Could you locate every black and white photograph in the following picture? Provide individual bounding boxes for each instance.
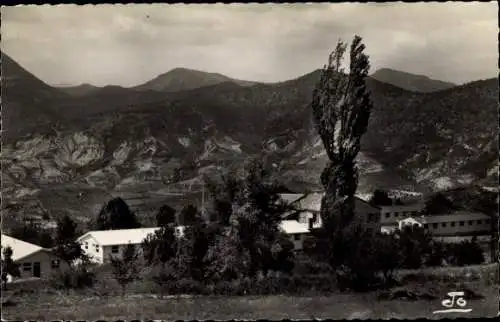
[1,2,498,320]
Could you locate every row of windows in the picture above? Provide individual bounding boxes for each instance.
[385,210,423,219]
[83,243,138,254]
[21,260,60,271]
[424,219,490,229]
[84,241,100,252]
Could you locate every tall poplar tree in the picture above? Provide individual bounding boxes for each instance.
[311,35,373,265]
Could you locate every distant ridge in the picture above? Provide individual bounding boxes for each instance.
[371,68,457,93]
[132,67,258,92]
[58,83,101,96]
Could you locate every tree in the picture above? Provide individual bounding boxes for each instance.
[450,238,485,266]
[395,225,434,269]
[9,221,54,248]
[269,233,295,274]
[175,220,213,281]
[142,226,178,266]
[425,193,456,215]
[53,215,85,267]
[369,189,393,206]
[373,233,402,283]
[205,158,293,280]
[148,260,178,299]
[178,204,200,226]
[1,246,20,290]
[110,244,141,296]
[95,197,141,230]
[156,205,176,227]
[310,35,373,267]
[204,170,241,226]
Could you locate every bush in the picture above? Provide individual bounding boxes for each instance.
[449,239,485,266]
[170,278,206,295]
[49,267,96,290]
[92,276,118,297]
[210,280,234,296]
[293,258,334,276]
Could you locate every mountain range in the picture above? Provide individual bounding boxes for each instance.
[1,51,497,225]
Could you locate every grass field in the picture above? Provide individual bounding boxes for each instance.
[2,286,497,320]
[2,264,498,320]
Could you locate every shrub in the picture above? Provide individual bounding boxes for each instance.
[170,278,206,295]
[49,267,96,290]
[210,280,234,296]
[293,258,334,276]
[449,239,485,266]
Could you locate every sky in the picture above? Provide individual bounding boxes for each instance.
[2,3,497,87]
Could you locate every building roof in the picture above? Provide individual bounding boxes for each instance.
[279,220,310,235]
[77,226,188,246]
[284,192,381,213]
[279,193,307,205]
[379,203,426,212]
[1,234,47,261]
[77,227,161,246]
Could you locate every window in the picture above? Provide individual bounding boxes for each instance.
[84,242,88,250]
[442,222,447,228]
[459,221,465,226]
[477,220,482,225]
[451,222,456,227]
[294,234,301,241]
[111,245,119,254]
[385,213,390,218]
[394,212,399,217]
[485,219,490,225]
[22,263,32,271]
[432,223,438,229]
[95,244,100,252]
[424,224,429,229]
[51,260,60,269]
[468,220,473,226]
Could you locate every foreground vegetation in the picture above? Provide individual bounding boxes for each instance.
[3,263,498,320]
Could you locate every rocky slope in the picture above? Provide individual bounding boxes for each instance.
[2,53,497,225]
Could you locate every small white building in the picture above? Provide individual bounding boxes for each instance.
[77,226,185,264]
[398,216,425,230]
[279,220,311,251]
[1,234,67,282]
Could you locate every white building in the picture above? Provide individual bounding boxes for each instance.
[1,234,68,282]
[77,226,185,264]
[279,220,311,251]
[421,211,492,237]
[387,211,492,238]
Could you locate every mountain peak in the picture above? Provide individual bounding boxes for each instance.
[371,68,456,93]
[133,67,256,92]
